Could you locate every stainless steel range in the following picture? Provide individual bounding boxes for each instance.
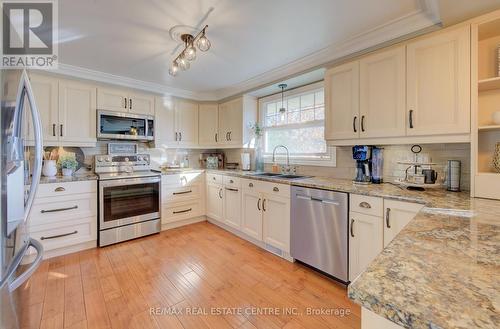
[95,143,160,246]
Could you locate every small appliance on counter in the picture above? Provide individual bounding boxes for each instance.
[394,145,442,191]
[371,147,384,184]
[352,145,372,184]
[446,160,461,192]
[200,152,224,169]
[241,153,251,171]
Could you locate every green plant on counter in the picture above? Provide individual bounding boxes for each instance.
[57,153,78,170]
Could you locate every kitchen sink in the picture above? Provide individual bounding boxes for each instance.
[251,172,282,177]
[251,173,310,180]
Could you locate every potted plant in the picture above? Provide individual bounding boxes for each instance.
[57,153,78,176]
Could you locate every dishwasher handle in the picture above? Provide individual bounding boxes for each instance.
[295,194,340,206]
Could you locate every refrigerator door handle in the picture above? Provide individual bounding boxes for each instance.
[14,70,43,221]
[8,238,44,292]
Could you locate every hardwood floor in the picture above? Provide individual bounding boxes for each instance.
[16,221,361,329]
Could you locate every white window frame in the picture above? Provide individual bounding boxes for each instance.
[259,81,336,167]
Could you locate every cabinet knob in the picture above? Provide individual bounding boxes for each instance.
[229,179,234,183]
[249,183,253,187]
[273,187,279,192]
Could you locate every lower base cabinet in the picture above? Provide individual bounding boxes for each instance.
[224,185,242,229]
[349,212,383,281]
[241,185,263,240]
[383,200,424,247]
[262,194,290,252]
[206,181,223,221]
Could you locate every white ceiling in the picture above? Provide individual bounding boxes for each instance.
[56,0,500,100]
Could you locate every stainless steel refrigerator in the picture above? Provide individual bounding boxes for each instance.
[0,70,44,329]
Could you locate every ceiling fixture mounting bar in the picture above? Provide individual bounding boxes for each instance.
[169,25,211,76]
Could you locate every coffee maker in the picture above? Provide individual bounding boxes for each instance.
[352,145,372,184]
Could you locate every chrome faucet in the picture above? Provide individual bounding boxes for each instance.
[272,145,290,173]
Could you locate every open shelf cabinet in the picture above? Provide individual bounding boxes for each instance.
[472,12,500,200]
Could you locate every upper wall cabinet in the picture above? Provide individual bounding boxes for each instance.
[28,74,97,147]
[198,103,219,147]
[406,26,471,136]
[219,96,258,147]
[324,62,360,140]
[155,96,199,148]
[325,25,471,145]
[359,46,406,138]
[97,87,154,115]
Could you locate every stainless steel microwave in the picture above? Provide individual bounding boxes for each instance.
[97,110,154,141]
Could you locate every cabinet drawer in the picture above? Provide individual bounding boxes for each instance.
[36,181,97,198]
[206,173,223,185]
[162,200,203,224]
[162,172,204,187]
[162,184,201,204]
[350,194,383,217]
[30,220,96,252]
[259,181,290,198]
[223,175,241,188]
[30,193,97,227]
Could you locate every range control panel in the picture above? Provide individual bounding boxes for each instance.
[94,154,150,172]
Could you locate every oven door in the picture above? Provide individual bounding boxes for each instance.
[97,111,153,141]
[99,176,160,230]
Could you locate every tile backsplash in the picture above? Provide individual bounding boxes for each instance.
[61,142,470,190]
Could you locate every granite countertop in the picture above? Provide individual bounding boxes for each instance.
[203,170,499,328]
[39,172,98,184]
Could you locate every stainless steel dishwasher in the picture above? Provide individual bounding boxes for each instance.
[291,186,348,283]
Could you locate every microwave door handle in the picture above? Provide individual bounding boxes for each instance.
[18,70,43,221]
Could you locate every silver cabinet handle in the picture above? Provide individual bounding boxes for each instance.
[173,190,192,195]
[54,186,65,192]
[353,116,357,133]
[179,132,182,141]
[228,132,232,141]
[361,115,365,132]
[173,208,192,214]
[257,198,261,211]
[41,205,78,213]
[273,187,279,192]
[175,132,178,141]
[409,109,414,129]
[41,230,78,240]
[386,208,391,228]
[9,238,43,292]
[225,187,238,192]
[215,133,218,143]
[129,98,132,110]
[218,188,223,199]
[350,219,355,237]
[262,199,267,212]
[60,124,63,137]
[359,201,371,209]
[52,123,56,136]
[124,98,127,109]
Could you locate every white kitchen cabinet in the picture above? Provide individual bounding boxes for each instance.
[359,46,406,138]
[28,181,97,259]
[218,96,257,147]
[224,185,241,229]
[198,103,219,146]
[154,96,198,148]
[206,181,224,222]
[262,193,290,252]
[325,61,360,140]
[175,99,199,147]
[29,74,96,147]
[128,91,154,115]
[383,200,423,247]
[97,87,154,115]
[406,25,470,136]
[58,79,97,145]
[29,74,59,144]
[96,86,128,111]
[241,183,263,240]
[349,212,383,281]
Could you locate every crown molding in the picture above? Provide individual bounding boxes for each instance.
[213,0,442,100]
[54,63,219,100]
[54,0,441,102]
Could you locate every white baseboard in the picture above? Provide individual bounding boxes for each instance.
[161,216,207,231]
[206,217,294,262]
